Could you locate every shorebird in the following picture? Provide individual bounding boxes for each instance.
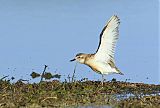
[70,15,123,85]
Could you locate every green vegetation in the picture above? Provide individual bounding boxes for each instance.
[0,66,160,107]
[0,77,160,108]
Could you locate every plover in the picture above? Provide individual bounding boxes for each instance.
[70,15,123,85]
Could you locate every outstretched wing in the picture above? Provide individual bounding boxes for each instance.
[95,15,120,62]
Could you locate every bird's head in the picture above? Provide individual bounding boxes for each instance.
[70,53,86,64]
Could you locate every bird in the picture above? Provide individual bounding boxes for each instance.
[70,15,123,86]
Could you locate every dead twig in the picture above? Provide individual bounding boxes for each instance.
[41,97,57,102]
[40,65,48,82]
[71,62,77,82]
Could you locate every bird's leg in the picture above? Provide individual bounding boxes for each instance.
[101,74,104,86]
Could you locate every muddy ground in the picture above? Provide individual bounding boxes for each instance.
[0,78,160,108]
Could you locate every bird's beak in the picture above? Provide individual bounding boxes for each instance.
[70,58,76,62]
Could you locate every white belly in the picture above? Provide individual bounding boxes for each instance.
[86,60,118,75]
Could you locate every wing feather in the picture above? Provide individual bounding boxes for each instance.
[95,15,120,62]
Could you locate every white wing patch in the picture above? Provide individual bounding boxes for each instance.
[95,15,120,63]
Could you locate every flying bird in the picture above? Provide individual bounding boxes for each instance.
[70,15,123,85]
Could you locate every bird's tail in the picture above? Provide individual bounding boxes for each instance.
[115,67,124,75]
[118,71,124,75]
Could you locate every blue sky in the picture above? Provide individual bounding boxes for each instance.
[0,0,159,84]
